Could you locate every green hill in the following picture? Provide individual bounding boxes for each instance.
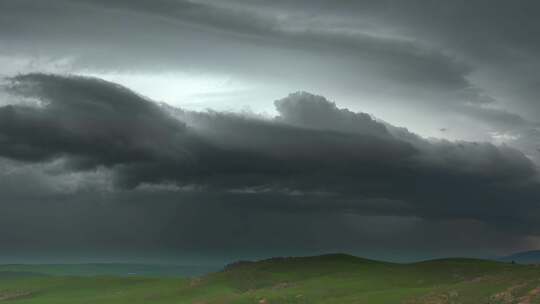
[1,254,539,303]
[0,263,217,278]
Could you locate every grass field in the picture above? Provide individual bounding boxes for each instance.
[1,254,540,303]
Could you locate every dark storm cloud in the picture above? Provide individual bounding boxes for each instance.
[274,92,389,136]
[224,0,540,55]
[0,73,192,166]
[1,73,417,189]
[1,0,540,260]
[220,0,540,115]
[0,0,471,93]
[2,0,538,149]
[1,73,540,238]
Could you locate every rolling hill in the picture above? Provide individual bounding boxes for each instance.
[0,263,217,278]
[0,254,539,303]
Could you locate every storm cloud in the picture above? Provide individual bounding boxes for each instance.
[1,73,539,260]
[2,0,540,261]
[2,0,539,150]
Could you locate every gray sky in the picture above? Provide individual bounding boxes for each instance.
[1,0,540,262]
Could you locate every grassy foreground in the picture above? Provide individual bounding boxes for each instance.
[1,254,540,303]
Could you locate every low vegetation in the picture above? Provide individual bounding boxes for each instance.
[1,254,539,303]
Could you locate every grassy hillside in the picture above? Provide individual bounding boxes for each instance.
[1,254,540,303]
[0,264,217,278]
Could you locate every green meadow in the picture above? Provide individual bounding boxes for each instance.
[1,254,539,304]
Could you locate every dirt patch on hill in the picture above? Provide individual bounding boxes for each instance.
[489,284,540,304]
[518,286,540,304]
[406,290,459,304]
[0,290,33,301]
[491,284,524,303]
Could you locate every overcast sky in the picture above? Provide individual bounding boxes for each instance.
[1,0,540,263]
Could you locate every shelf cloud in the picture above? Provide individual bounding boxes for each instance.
[1,73,539,260]
[2,0,540,261]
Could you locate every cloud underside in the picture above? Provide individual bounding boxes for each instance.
[2,0,540,257]
[1,73,539,244]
